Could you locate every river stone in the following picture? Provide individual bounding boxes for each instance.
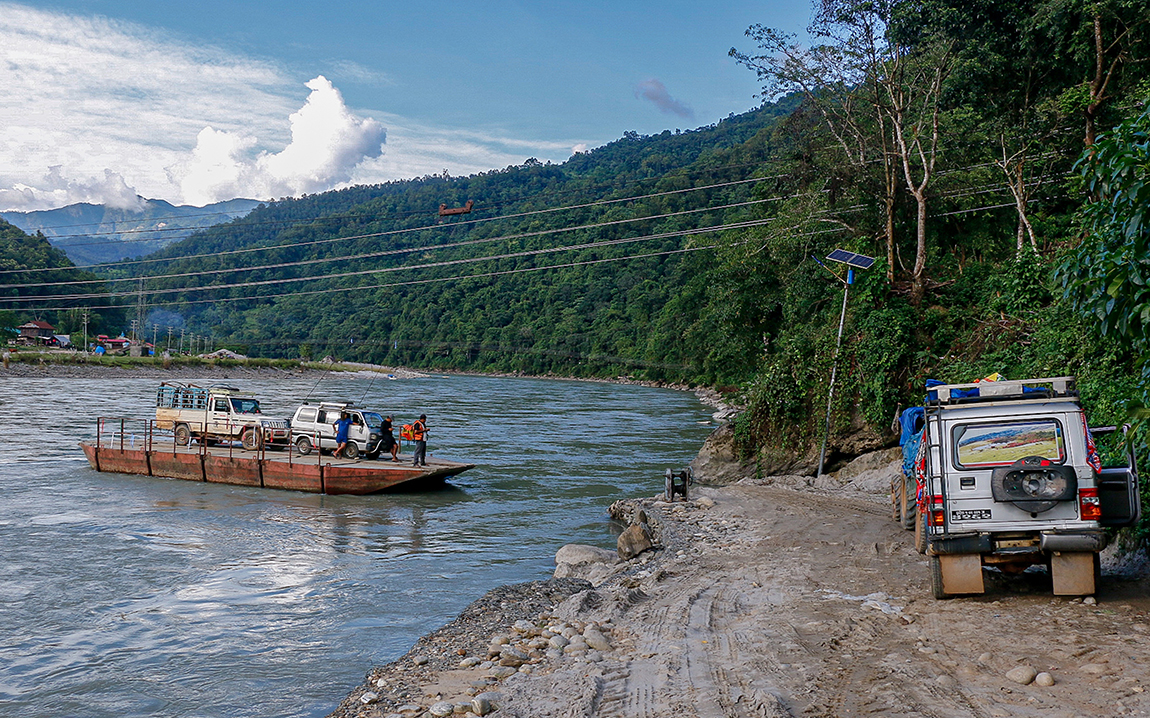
[490,666,517,679]
[549,634,570,649]
[696,496,715,508]
[583,628,612,652]
[453,702,472,714]
[459,656,482,668]
[1035,672,1056,686]
[360,692,380,705]
[412,655,430,666]
[617,523,654,560]
[429,701,455,717]
[471,696,494,715]
[1006,666,1038,685]
[512,619,534,634]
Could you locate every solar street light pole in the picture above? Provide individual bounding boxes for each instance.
[815,249,874,478]
[817,269,852,477]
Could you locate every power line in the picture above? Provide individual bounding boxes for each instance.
[0,190,803,290]
[4,174,1047,292]
[14,226,852,313]
[0,175,777,276]
[11,167,781,245]
[0,216,786,304]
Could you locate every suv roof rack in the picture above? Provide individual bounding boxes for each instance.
[927,376,1077,406]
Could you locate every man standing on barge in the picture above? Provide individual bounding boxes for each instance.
[412,414,427,467]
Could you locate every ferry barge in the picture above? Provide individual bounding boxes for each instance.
[80,417,475,495]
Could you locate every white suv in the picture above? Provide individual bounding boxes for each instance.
[290,402,391,460]
[907,376,1139,598]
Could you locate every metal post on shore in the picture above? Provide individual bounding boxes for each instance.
[814,250,874,477]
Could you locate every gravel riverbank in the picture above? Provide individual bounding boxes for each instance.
[327,449,1150,718]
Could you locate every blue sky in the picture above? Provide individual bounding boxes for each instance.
[0,1,811,210]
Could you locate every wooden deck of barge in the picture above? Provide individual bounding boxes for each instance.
[80,419,475,495]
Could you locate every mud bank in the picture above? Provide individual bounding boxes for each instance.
[329,445,1150,718]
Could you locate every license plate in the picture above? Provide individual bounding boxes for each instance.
[952,509,991,521]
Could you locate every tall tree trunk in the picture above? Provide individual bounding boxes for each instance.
[910,191,928,306]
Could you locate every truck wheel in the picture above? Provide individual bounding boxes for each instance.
[915,509,928,554]
[295,436,313,455]
[930,556,951,599]
[899,478,915,531]
[241,429,261,451]
[342,442,360,460]
[174,424,191,446]
[891,477,901,521]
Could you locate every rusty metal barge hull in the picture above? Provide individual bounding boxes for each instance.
[79,442,475,495]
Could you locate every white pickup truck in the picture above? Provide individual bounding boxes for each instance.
[154,382,291,450]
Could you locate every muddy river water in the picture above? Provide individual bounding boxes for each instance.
[0,373,714,717]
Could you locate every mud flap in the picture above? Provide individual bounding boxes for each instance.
[1050,552,1096,596]
[939,554,985,595]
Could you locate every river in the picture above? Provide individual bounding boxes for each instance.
[0,373,714,717]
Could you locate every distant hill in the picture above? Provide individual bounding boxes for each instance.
[1,198,261,266]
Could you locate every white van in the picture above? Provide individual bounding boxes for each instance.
[290,402,393,460]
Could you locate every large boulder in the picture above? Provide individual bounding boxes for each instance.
[553,544,618,585]
[691,423,753,485]
[831,447,903,494]
[617,523,654,560]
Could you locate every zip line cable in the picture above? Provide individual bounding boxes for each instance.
[9,158,783,243]
[18,226,852,313]
[0,187,1063,310]
[0,171,1051,291]
[5,172,778,254]
[0,190,809,290]
[0,174,778,277]
[0,215,790,304]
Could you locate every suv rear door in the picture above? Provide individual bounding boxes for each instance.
[1094,425,1141,528]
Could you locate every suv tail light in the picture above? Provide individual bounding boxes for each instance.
[929,495,944,526]
[1079,487,1101,521]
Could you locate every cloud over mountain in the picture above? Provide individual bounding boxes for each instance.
[0,2,586,212]
[634,79,695,120]
[173,77,386,205]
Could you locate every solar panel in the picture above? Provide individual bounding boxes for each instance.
[826,249,876,269]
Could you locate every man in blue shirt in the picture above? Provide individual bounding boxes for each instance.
[333,411,353,458]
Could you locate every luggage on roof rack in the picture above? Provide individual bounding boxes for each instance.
[925,376,1077,405]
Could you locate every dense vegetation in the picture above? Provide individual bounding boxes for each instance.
[6,0,1150,519]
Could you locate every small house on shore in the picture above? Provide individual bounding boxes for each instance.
[17,320,55,346]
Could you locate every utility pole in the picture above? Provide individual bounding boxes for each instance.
[167,326,173,353]
[152,324,158,352]
[130,319,138,342]
[81,310,89,354]
[179,327,185,355]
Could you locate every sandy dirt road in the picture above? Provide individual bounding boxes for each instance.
[492,481,1150,718]
[336,480,1150,718]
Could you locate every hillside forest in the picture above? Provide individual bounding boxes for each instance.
[2,0,1150,511]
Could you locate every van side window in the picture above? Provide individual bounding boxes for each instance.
[317,410,327,423]
[298,408,317,423]
[214,398,229,412]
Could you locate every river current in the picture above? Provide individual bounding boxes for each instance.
[0,373,714,717]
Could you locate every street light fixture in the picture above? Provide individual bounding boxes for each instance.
[815,248,875,477]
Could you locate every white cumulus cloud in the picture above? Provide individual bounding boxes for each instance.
[173,76,386,205]
[0,2,591,212]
